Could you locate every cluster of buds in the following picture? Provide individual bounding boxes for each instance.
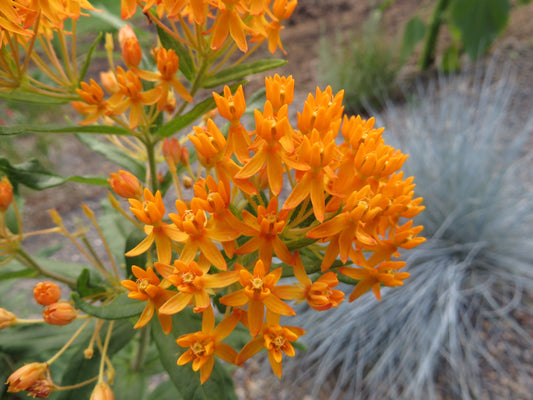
[113,75,425,381]
[33,281,77,326]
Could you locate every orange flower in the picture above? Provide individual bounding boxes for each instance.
[121,265,175,333]
[219,260,295,337]
[126,188,186,264]
[176,307,240,383]
[168,198,237,270]
[236,311,305,378]
[275,253,344,311]
[6,362,47,393]
[0,1,31,40]
[134,47,193,110]
[306,185,388,271]
[264,0,297,54]
[212,85,250,163]
[188,119,257,194]
[264,74,294,112]
[106,67,162,129]
[235,101,307,196]
[33,281,61,306]
[71,79,109,125]
[234,197,293,270]
[156,259,239,314]
[121,0,138,19]
[282,129,341,222]
[211,0,251,52]
[338,260,410,301]
[297,86,344,136]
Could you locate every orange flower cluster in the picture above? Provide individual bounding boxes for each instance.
[72,27,193,129]
[119,75,425,381]
[0,0,97,44]
[121,0,297,54]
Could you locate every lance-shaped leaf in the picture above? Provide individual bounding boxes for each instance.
[78,32,103,82]
[201,59,287,88]
[156,25,195,82]
[0,124,131,136]
[0,157,107,191]
[75,133,146,178]
[72,292,146,320]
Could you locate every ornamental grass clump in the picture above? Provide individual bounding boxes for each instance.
[0,1,426,399]
[281,61,533,399]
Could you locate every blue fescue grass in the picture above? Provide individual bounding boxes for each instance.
[281,60,533,399]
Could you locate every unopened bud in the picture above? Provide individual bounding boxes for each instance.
[122,37,142,67]
[104,33,114,53]
[182,176,194,189]
[0,308,16,330]
[180,147,189,167]
[100,70,119,94]
[33,282,62,306]
[118,24,135,48]
[162,138,181,166]
[90,382,115,400]
[0,176,13,212]
[84,347,94,359]
[43,302,77,326]
[108,170,143,199]
[48,209,63,226]
[6,362,47,393]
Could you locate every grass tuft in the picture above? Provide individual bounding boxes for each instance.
[281,60,533,399]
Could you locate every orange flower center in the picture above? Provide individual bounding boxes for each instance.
[250,277,264,290]
[182,272,195,285]
[191,342,205,356]
[136,279,150,292]
[273,335,286,348]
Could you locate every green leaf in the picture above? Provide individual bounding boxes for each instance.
[400,16,426,63]
[76,268,108,297]
[156,95,216,138]
[440,43,461,72]
[202,59,287,88]
[152,312,238,400]
[147,378,179,400]
[0,91,72,104]
[98,200,137,263]
[0,268,36,281]
[0,157,107,192]
[156,25,195,82]
[75,133,146,178]
[72,292,146,319]
[113,361,149,400]
[449,0,511,59]
[57,320,136,400]
[79,32,103,82]
[0,124,131,136]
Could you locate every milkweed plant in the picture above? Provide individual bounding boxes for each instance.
[280,61,533,399]
[0,1,425,399]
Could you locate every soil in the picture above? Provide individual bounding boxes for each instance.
[5,0,533,398]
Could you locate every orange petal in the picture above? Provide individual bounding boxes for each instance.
[159,293,192,315]
[200,356,215,384]
[219,290,249,307]
[263,295,295,316]
[134,301,155,329]
[213,311,240,341]
[125,232,155,257]
[248,298,264,337]
[236,337,264,365]
[214,343,238,364]
[268,351,283,378]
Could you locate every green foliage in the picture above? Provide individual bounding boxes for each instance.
[317,10,401,113]
[72,293,146,320]
[201,59,287,88]
[449,0,511,59]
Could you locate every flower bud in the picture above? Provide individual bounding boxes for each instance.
[180,147,190,167]
[33,281,62,306]
[6,362,47,393]
[0,308,16,330]
[42,302,77,326]
[90,382,115,400]
[162,138,181,166]
[122,37,142,67]
[100,70,119,94]
[182,176,194,189]
[108,170,143,199]
[0,176,13,212]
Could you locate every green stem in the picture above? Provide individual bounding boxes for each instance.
[16,248,77,287]
[419,0,451,70]
[131,325,150,372]
[144,136,159,193]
